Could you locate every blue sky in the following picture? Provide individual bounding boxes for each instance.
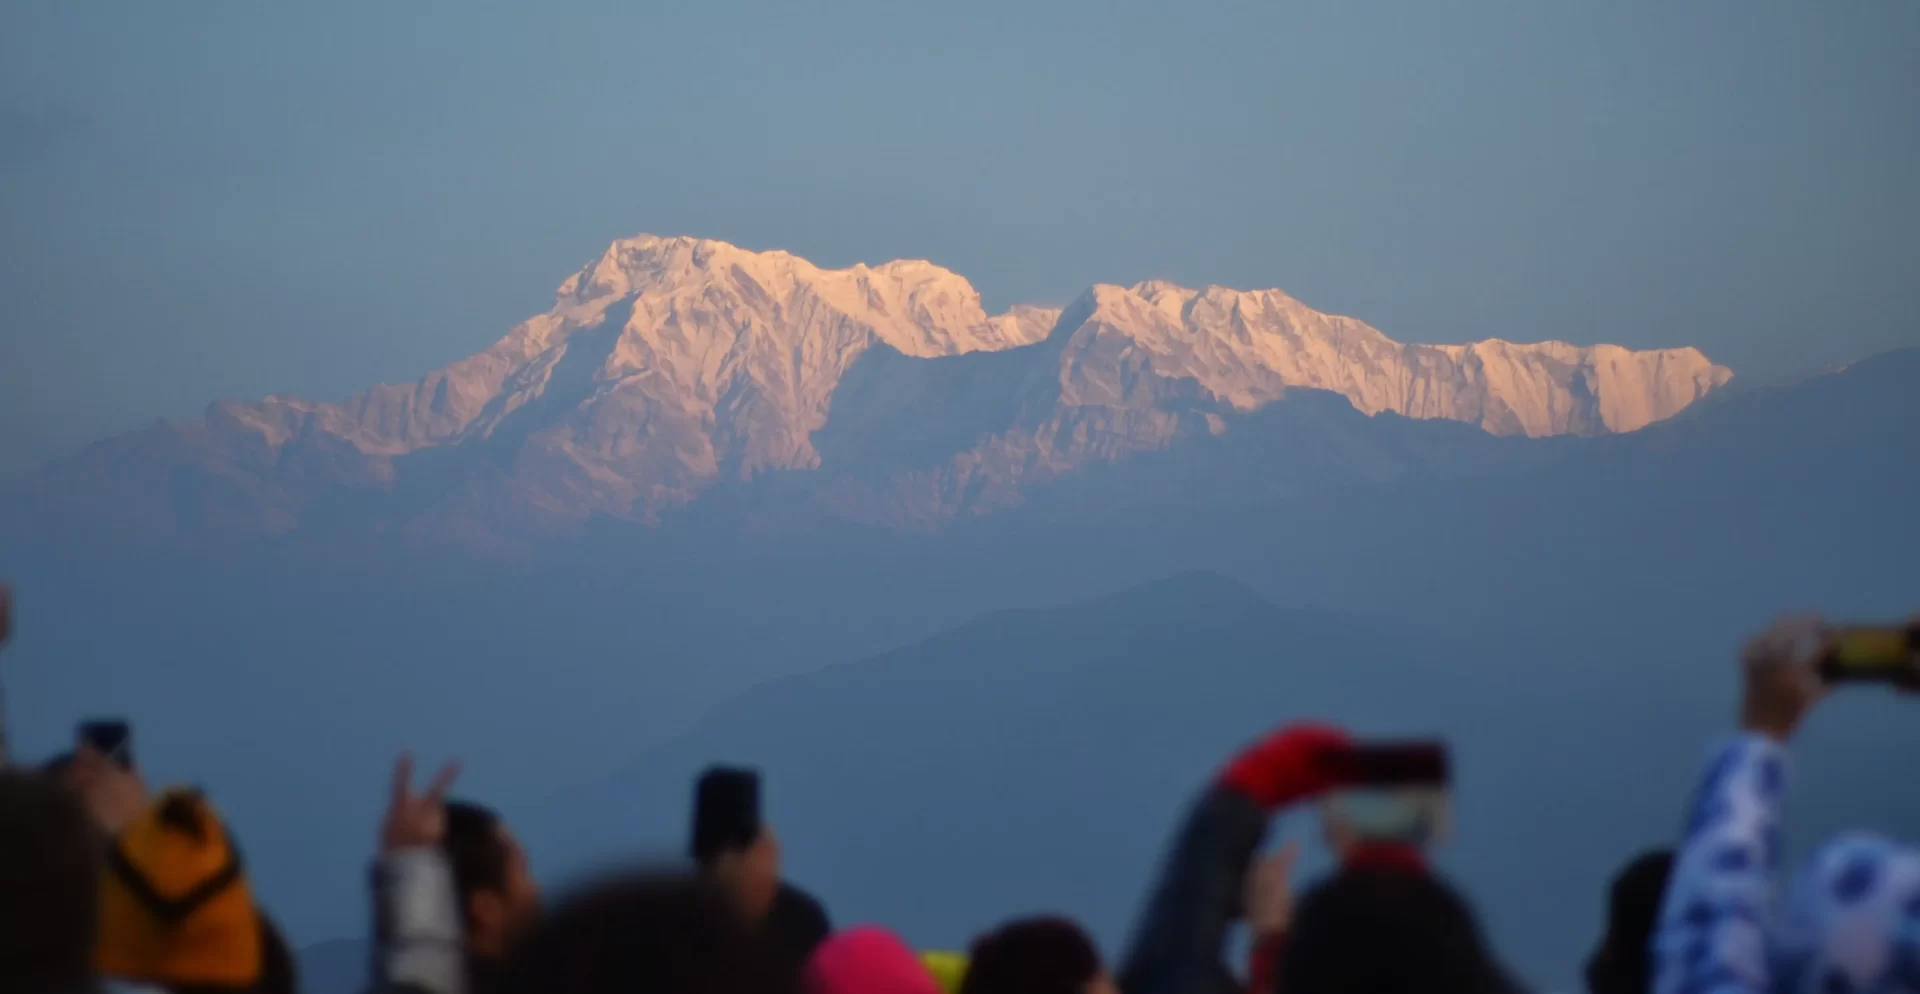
[2,0,1915,477]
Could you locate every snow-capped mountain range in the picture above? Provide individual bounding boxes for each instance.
[16,234,1732,540]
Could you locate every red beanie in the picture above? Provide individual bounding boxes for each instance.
[806,926,942,994]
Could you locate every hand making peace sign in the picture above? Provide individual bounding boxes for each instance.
[380,752,462,854]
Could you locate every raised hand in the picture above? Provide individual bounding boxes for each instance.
[1739,614,1830,741]
[70,744,149,838]
[1244,838,1300,937]
[380,753,460,854]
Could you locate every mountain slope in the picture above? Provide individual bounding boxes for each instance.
[882,348,1920,649]
[11,235,1728,543]
[812,276,1728,523]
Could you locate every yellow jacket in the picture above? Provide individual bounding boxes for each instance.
[96,788,263,989]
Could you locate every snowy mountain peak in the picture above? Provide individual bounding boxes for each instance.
[552,234,1043,363]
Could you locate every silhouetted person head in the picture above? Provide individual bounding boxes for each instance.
[960,916,1116,994]
[1281,868,1518,994]
[0,771,100,994]
[40,752,75,782]
[444,800,541,961]
[496,871,788,994]
[767,882,833,979]
[691,767,782,922]
[1584,849,1672,994]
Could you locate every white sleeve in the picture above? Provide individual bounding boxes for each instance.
[370,846,467,994]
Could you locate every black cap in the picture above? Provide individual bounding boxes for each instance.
[690,766,762,865]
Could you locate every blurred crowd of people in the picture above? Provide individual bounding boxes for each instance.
[2,582,1915,994]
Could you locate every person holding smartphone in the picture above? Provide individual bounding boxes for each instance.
[61,737,295,994]
[1119,723,1520,994]
[689,766,833,981]
[1651,615,1920,994]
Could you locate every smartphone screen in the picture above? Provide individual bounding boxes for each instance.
[79,719,133,769]
[1323,787,1450,845]
[1834,628,1915,666]
[1820,626,1918,686]
[1319,740,1451,846]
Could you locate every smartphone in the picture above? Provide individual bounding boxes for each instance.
[1821,624,1920,686]
[1321,741,1450,787]
[78,719,134,769]
[1319,740,1451,847]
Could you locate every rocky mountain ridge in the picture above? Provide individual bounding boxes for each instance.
[14,234,1732,539]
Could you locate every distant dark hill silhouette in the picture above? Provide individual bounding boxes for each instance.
[927,348,1920,639]
[295,939,361,994]
[523,570,1920,992]
[525,571,1468,937]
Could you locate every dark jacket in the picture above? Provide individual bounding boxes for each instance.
[1119,787,1270,994]
[462,955,500,994]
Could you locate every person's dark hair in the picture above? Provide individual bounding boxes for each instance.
[39,752,74,780]
[256,912,297,994]
[1585,850,1675,994]
[1281,868,1518,994]
[767,882,833,978]
[444,800,510,912]
[495,871,787,994]
[961,916,1102,994]
[0,771,101,993]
